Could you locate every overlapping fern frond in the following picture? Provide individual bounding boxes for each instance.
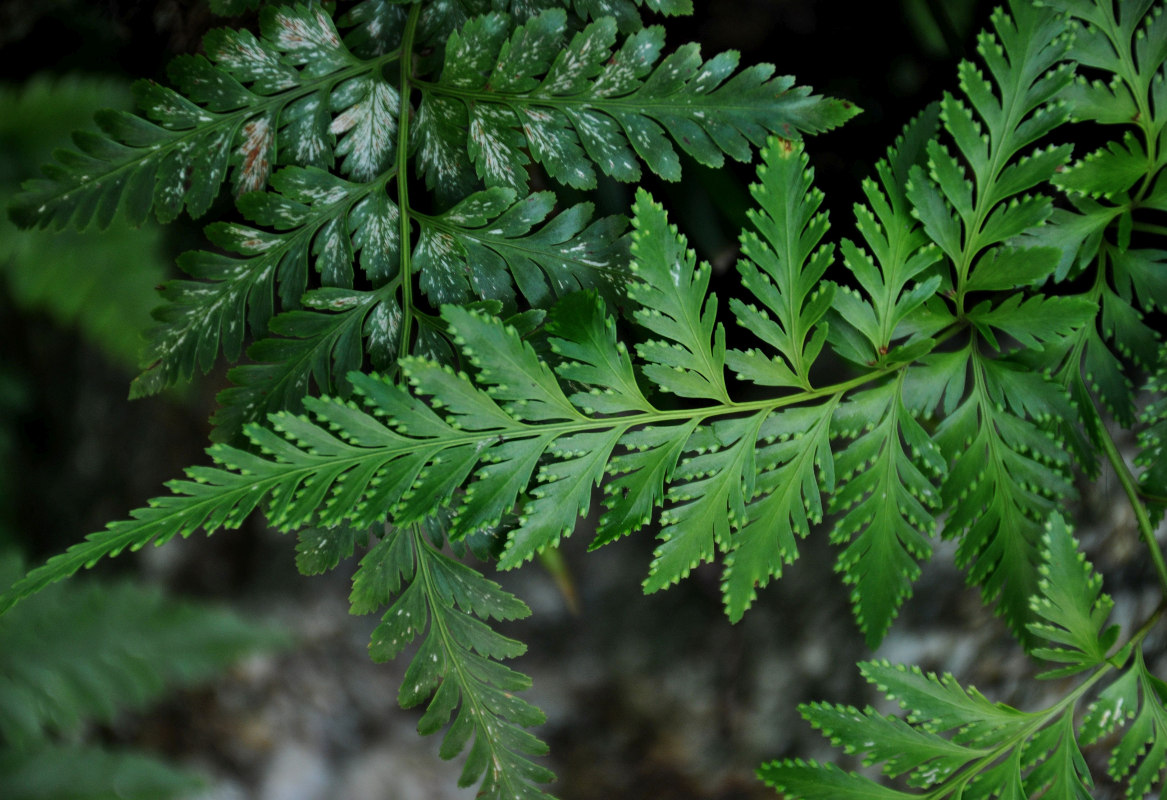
[6,0,1167,797]
[759,515,1167,800]
[10,2,855,428]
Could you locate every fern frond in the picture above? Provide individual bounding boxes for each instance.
[568,0,693,32]
[758,660,1095,799]
[350,525,554,800]
[725,138,837,390]
[1080,649,1167,799]
[829,374,944,648]
[760,479,1151,797]
[413,188,629,310]
[1034,0,1167,437]
[1137,355,1167,522]
[9,5,397,230]
[0,140,849,623]
[210,286,398,440]
[413,10,859,193]
[130,167,397,398]
[891,0,1093,639]
[1026,513,1120,677]
[935,347,1079,641]
[0,745,204,800]
[828,105,947,370]
[205,187,627,438]
[905,0,1072,306]
[0,552,282,749]
[627,190,730,403]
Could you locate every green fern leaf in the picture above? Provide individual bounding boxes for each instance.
[210,287,398,440]
[726,138,837,390]
[829,375,944,648]
[720,403,835,622]
[9,4,399,230]
[545,290,654,416]
[628,188,730,402]
[0,745,204,800]
[130,167,397,398]
[1026,513,1120,677]
[799,701,981,787]
[414,10,858,192]
[905,1,1072,308]
[569,0,694,32]
[760,660,1103,799]
[966,295,1097,352]
[354,525,553,799]
[413,188,630,309]
[0,552,282,748]
[829,105,947,368]
[207,185,627,437]
[758,758,914,799]
[1055,131,1154,199]
[1101,650,1167,799]
[1137,355,1167,520]
[935,347,1076,640]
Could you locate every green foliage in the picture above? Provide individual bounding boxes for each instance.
[0,746,204,800]
[757,515,1161,799]
[4,0,1167,797]
[0,76,167,369]
[0,551,286,798]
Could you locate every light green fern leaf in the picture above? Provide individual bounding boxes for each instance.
[1026,513,1120,677]
[351,525,554,800]
[725,139,837,390]
[758,660,1096,799]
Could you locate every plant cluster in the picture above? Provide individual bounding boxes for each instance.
[4,0,1167,797]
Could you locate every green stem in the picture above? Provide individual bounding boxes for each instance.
[395,3,422,363]
[1092,409,1167,595]
[1131,221,1167,238]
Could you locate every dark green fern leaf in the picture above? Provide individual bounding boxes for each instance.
[0,745,204,800]
[0,552,283,749]
[1137,355,1167,522]
[9,4,398,230]
[1079,649,1167,800]
[413,188,630,309]
[935,349,1079,642]
[413,9,858,193]
[130,167,397,398]
[210,286,398,440]
[829,375,943,649]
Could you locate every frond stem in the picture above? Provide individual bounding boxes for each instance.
[1090,404,1167,595]
[395,3,422,365]
[1131,221,1167,238]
